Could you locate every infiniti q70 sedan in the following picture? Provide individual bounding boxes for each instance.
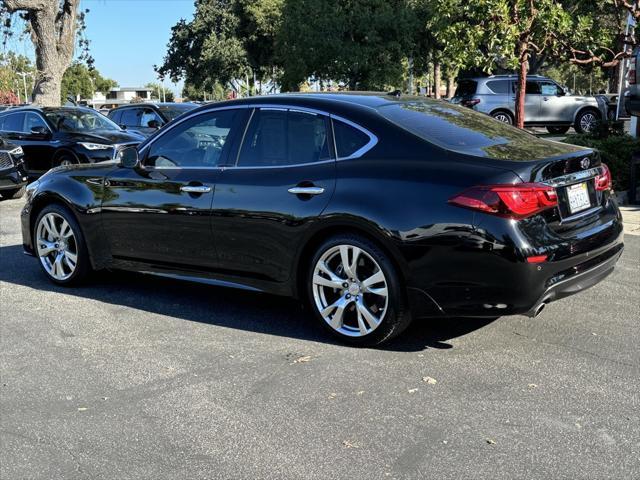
[21,93,624,346]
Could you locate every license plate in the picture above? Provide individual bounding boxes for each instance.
[566,182,591,214]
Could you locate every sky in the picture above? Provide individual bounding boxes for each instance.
[82,0,196,95]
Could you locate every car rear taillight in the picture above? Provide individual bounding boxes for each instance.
[595,163,612,191]
[449,183,558,219]
[628,57,637,85]
[461,98,481,107]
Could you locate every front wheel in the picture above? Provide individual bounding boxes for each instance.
[34,204,91,285]
[307,234,412,346]
[575,110,600,134]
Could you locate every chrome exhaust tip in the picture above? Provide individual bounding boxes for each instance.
[533,302,546,317]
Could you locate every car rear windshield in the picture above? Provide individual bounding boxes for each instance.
[378,101,583,160]
[158,104,198,121]
[454,80,477,97]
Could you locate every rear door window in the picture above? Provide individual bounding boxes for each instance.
[486,80,510,94]
[237,109,331,167]
[525,81,541,94]
[120,108,141,127]
[24,113,48,132]
[332,120,371,158]
[109,109,122,125]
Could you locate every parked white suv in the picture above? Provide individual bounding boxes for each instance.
[451,74,608,134]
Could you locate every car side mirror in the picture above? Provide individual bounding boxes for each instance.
[118,146,140,168]
[147,119,161,129]
[557,88,566,96]
[30,126,50,137]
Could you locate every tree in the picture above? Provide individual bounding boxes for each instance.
[145,82,174,102]
[61,62,117,103]
[156,0,282,95]
[1,0,83,106]
[0,52,36,102]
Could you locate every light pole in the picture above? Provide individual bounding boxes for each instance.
[17,72,32,104]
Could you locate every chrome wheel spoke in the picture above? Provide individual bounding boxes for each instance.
[59,219,72,238]
[322,296,348,330]
[64,251,77,268]
[43,214,58,238]
[367,285,388,298]
[313,274,343,290]
[356,300,380,330]
[52,253,64,278]
[362,270,384,289]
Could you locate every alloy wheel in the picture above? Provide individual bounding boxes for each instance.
[36,212,78,281]
[59,158,74,167]
[312,244,389,337]
[493,113,512,124]
[580,113,597,132]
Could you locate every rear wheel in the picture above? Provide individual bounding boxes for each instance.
[546,126,570,135]
[574,109,600,134]
[34,204,91,285]
[307,234,412,346]
[491,111,513,125]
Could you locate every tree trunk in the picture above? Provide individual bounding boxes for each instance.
[5,0,79,107]
[446,75,455,99]
[433,62,441,99]
[515,42,529,129]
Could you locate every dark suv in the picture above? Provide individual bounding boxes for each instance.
[0,106,144,176]
[0,139,28,199]
[108,102,198,137]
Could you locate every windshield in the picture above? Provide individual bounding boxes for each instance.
[379,100,584,160]
[45,109,121,133]
[158,104,198,121]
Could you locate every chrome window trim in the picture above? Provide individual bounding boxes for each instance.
[137,103,378,171]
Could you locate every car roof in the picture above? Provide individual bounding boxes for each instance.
[110,102,197,110]
[0,105,98,115]
[192,92,442,115]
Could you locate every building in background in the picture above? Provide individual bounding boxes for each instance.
[83,87,153,110]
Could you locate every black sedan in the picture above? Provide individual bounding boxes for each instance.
[0,106,144,176]
[20,94,624,345]
[107,102,198,136]
[0,139,28,199]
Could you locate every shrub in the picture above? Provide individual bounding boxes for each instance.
[564,129,640,192]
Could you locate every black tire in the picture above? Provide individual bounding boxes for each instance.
[574,109,600,134]
[33,203,91,286]
[546,126,570,135]
[1,186,25,200]
[491,110,514,125]
[53,152,79,168]
[306,234,412,346]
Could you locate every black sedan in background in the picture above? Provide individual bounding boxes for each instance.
[0,139,28,199]
[108,102,198,136]
[0,106,144,176]
[20,94,623,346]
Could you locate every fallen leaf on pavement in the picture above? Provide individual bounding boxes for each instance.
[422,376,437,384]
[328,393,337,400]
[528,383,538,389]
[342,440,359,448]
[292,355,312,364]
[486,438,496,445]
[77,407,88,412]
[408,388,418,393]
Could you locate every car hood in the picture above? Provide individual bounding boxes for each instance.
[62,129,145,145]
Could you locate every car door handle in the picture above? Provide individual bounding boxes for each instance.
[181,185,211,194]
[288,186,325,195]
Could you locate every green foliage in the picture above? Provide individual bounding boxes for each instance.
[0,52,35,101]
[565,131,639,191]
[61,62,117,103]
[541,63,609,95]
[182,82,227,101]
[277,0,415,90]
[156,0,282,92]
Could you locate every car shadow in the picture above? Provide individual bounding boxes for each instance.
[0,244,497,352]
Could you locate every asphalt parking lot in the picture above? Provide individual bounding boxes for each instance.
[1,196,639,480]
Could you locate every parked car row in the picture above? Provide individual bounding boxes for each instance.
[0,139,28,199]
[19,93,624,346]
[451,74,608,133]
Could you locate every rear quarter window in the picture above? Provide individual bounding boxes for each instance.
[332,120,371,158]
[486,80,511,94]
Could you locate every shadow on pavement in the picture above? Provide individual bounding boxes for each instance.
[0,243,497,352]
